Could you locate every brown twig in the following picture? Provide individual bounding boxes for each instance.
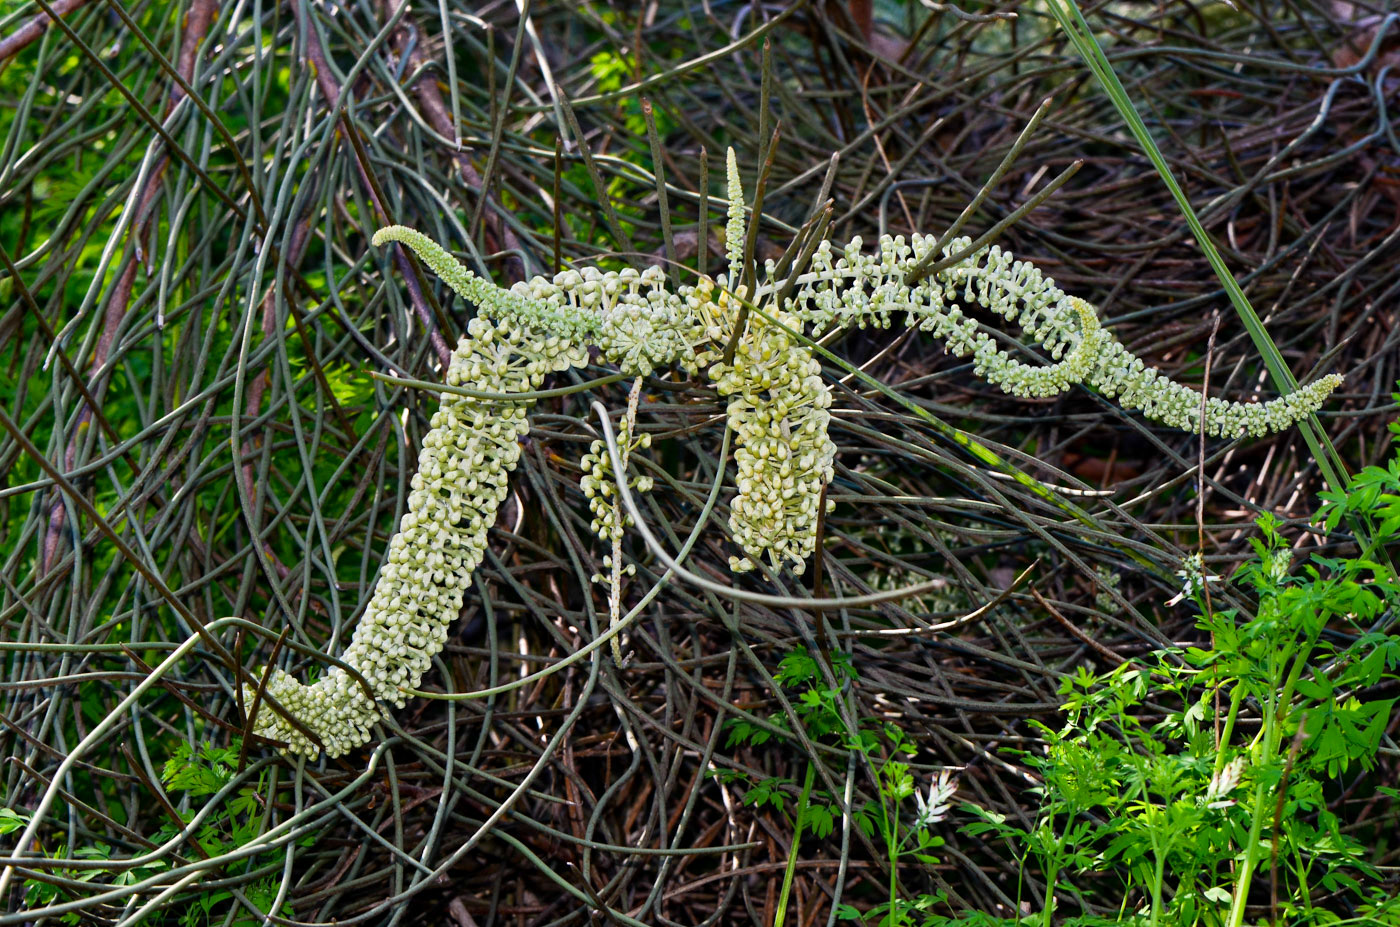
[0,0,90,63]
[1030,584,1127,666]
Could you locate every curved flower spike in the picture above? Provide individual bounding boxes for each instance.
[777,233,1342,437]
[246,316,586,757]
[725,147,747,278]
[248,210,1343,756]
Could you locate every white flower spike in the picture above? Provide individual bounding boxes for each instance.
[1167,551,1222,606]
[1205,756,1247,808]
[247,168,1343,757]
[913,769,959,828]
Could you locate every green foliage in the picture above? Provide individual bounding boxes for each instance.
[960,429,1400,927]
[588,49,678,140]
[0,806,30,835]
[154,738,298,926]
[727,647,958,927]
[742,775,793,813]
[19,739,295,926]
[162,741,241,797]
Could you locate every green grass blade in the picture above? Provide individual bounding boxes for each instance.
[1043,0,1350,497]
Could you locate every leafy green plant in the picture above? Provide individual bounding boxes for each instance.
[154,739,297,926]
[839,726,956,927]
[962,424,1400,927]
[14,737,291,925]
[0,807,29,836]
[721,647,860,837]
[588,50,677,140]
[725,647,959,927]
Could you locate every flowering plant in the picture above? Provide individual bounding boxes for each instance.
[245,149,1342,758]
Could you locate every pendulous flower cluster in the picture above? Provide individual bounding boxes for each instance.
[710,308,836,573]
[246,316,585,757]
[251,150,1344,757]
[702,148,837,573]
[580,422,654,551]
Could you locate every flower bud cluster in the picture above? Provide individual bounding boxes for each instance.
[1093,566,1123,613]
[373,225,597,346]
[710,311,836,573]
[246,317,584,758]
[725,148,747,272]
[517,264,707,377]
[308,177,1346,753]
[373,225,705,377]
[579,422,655,547]
[776,233,1342,436]
[1204,755,1247,807]
[790,237,1101,398]
[1089,340,1343,437]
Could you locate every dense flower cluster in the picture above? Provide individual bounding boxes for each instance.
[782,234,1341,436]
[725,147,747,272]
[517,264,707,378]
[1166,551,1222,607]
[913,770,959,828]
[784,232,1338,436]
[580,422,654,549]
[710,308,836,573]
[376,170,1343,584]
[705,150,838,571]
[1204,755,1247,807]
[246,318,585,757]
[255,151,1343,757]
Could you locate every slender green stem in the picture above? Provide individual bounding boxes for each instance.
[1150,825,1165,927]
[775,763,815,927]
[1228,780,1270,927]
[889,790,901,927]
[1035,809,1061,927]
[1275,644,1316,738]
[1214,684,1246,779]
[1228,621,1319,926]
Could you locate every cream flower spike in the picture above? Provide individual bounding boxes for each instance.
[710,307,837,573]
[780,233,1342,437]
[246,316,586,757]
[709,148,839,573]
[247,188,1342,757]
[724,147,747,283]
